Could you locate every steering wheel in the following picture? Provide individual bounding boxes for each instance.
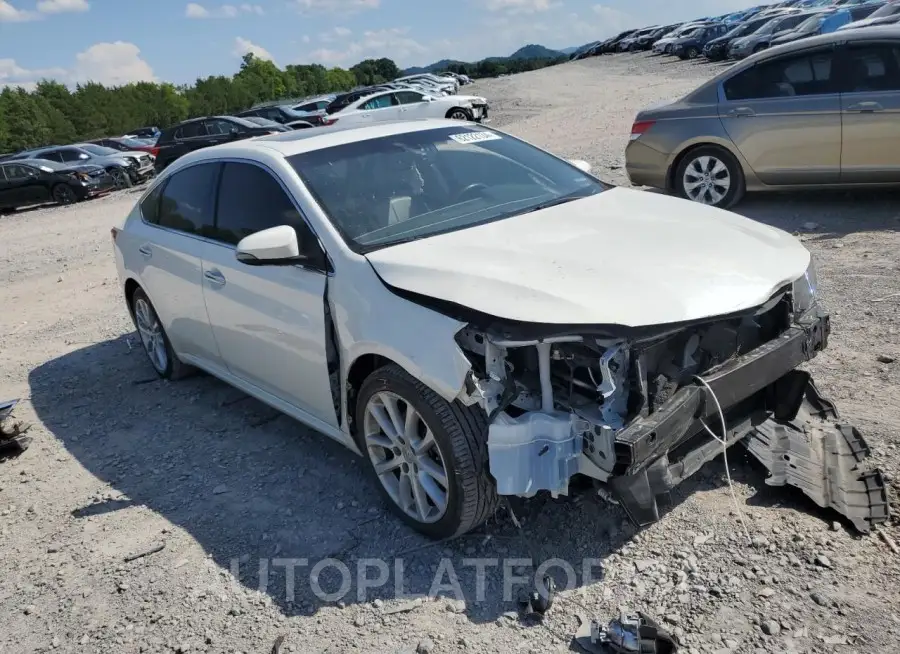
[454,182,489,203]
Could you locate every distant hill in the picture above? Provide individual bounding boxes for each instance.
[507,44,567,60]
[403,44,566,75]
[559,46,580,55]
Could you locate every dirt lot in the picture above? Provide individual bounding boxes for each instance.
[2,52,899,654]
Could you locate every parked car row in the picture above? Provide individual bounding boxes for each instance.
[573,0,900,62]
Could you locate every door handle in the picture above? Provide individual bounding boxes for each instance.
[728,106,755,117]
[204,269,226,286]
[138,245,152,257]
[846,101,882,112]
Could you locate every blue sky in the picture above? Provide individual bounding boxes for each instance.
[1,0,752,89]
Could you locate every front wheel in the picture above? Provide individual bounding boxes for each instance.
[674,145,745,209]
[447,108,472,121]
[109,168,132,190]
[52,184,78,205]
[355,364,499,540]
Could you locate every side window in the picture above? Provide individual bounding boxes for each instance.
[38,151,63,163]
[156,163,220,235]
[396,91,425,104]
[213,162,323,264]
[840,44,900,93]
[139,182,165,224]
[5,164,35,179]
[264,108,284,122]
[205,119,240,135]
[59,149,88,162]
[361,94,396,110]
[175,122,202,139]
[723,50,835,100]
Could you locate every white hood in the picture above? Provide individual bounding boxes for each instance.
[365,188,810,327]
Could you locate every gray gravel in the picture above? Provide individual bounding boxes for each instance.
[1,52,899,653]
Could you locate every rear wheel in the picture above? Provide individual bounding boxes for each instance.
[355,364,499,539]
[674,145,745,209]
[52,184,77,205]
[131,287,194,380]
[684,46,699,59]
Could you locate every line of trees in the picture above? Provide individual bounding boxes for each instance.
[0,55,401,154]
[0,52,565,154]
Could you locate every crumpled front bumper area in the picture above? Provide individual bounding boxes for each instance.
[608,311,891,533]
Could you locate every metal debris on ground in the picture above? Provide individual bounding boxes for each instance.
[0,398,31,460]
[574,611,678,653]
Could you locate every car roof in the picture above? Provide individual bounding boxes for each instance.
[169,119,486,163]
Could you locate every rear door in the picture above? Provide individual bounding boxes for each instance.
[172,121,212,158]
[0,165,15,208]
[719,45,842,184]
[3,163,50,205]
[197,161,337,426]
[836,40,900,182]
[130,163,223,368]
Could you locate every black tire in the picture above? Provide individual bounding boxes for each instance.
[673,145,746,209]
[354,364,499,540]
[109,168,132,190]
[130,287,195,380]
[52,184,78,205]
[685,46,699,60]
[446,107,472,121]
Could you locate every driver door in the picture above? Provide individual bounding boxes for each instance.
[197,161,338,427]
[1,164,50,205]
[356,92,403,123]
[396,90,435,119]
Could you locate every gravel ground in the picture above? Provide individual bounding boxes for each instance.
[1,52,899,654]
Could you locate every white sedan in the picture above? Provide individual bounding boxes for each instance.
[323,89,489,127]
[111,120,886,539]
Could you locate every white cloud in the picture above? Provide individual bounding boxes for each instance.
[233,36,275,62]
[36,0,89,13]
[305,26,426,66]
[484,0,557,13]
[318,25,352,42]
[185,2,263,18]
[1,41,155,90]
[293,0,379,14]
[0,0,37,21]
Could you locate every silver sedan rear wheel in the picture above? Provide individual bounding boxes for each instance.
[134,296,168,374]
[682,154,731,206]
[363,391,450,524]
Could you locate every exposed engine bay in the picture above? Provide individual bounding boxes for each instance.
[454,288,890,533]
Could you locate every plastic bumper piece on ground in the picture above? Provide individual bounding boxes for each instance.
[607,310,890,533]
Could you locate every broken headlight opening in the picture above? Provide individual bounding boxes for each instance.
[456,284,889,534]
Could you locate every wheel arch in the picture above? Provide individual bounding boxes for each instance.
[445,106,472,120]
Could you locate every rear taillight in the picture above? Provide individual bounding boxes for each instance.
[150,147,160,157]
[629,119,656,141]
[323,118,339,126]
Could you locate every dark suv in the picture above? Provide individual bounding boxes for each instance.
[236,104,323,128]
[153,116,278,172]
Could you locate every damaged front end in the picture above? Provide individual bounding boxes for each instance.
[455,270,890,533]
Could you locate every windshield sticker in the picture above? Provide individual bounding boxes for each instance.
[448,132,502,144]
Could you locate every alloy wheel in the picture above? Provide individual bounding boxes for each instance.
[53,185,76,204]
[134,297,168,373]
[111,169,129,189]
[363,391,450,524]
[682,155,731,206]
[449,110,469,121]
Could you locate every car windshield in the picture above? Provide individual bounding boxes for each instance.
[870,2,900,17]
[755,18,783,34]
[78,144,119,156]
[244,116,282,127]
[683,28,704,37]
[289,126,607,253]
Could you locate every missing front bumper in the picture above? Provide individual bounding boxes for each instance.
[607,312,890,533]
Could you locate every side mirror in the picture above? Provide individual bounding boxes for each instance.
[235,225,301,265]
[568,159,593,174]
